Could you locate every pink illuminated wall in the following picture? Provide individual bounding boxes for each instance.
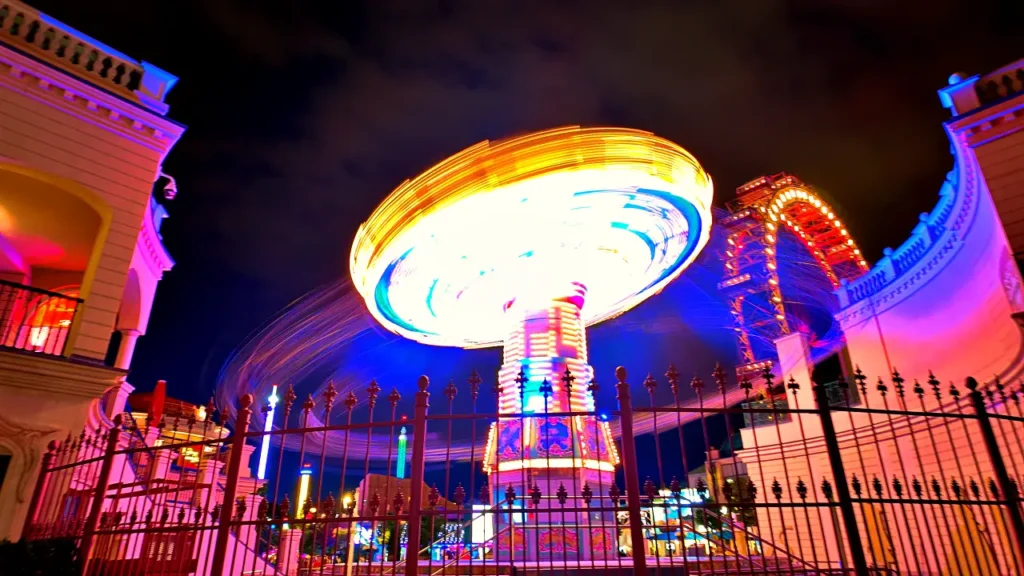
[837,125,1024,385]
[732,65,1024,574]
[0,33,183,361]
[0,3,184,543]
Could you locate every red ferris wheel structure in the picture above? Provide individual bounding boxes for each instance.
[718,173,870,378]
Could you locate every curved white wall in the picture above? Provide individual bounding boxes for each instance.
[837,127,1023,385]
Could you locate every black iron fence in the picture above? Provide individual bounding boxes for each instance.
[20,365,1024,575]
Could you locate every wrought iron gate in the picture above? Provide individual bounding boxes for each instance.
[20,365,1024,575]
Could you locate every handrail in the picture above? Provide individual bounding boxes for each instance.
[837,141,973,311]
[0,1,143,96]
[427,523,513,576]
[0,277,85,302]
[364,499,510,575]
[371,494,821,575]
[699,505,822,572]
[0,279,83,356]
[975,59,1024,106]
[119,412,153,480]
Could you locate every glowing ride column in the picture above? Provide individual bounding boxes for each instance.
[395,425,408,479]
[494,282,617,473]
[499,286,592,414]
[296,463,312,518]
[257,384,279,480]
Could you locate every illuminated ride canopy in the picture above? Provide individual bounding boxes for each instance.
[351,127,713,348]
[350,126,714,475]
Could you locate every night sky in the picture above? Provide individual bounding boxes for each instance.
[31,0,1024,404]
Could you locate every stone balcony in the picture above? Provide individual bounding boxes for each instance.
[0,0,177,115]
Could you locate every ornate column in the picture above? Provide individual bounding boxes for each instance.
[193,459,225,510]
[774,332,814,401]
[106,381,134,420]
[114,329,141,370]
[277,528,304,576]
[773,331,823,434]
[149,445,173,481]
[0,415,57,541]
[237,443,257,479]
[236,494,263,548]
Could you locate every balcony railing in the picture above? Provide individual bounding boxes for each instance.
[0,279,82,357]
[976,59,1024,106]
[0,1,142,96]
[0,0,179,114]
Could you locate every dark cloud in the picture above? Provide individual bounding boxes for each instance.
[201,1,350,65]
[27,0,1024,398]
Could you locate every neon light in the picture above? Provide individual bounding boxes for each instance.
[296,463,312,517]
[470,504,495,545]
[494,458,616,473]
[396,425,407,479]
[257,385,279,480]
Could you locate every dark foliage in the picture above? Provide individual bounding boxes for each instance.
[0,538,82,576]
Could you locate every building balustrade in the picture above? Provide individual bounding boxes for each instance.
[0,2,142,93]
[976,60,1024,106]
[837,154,967,312]
[0,0,178,114]
[0,278,82,357]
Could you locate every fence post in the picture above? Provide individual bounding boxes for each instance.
[22,439,58,539]
[209,394,253,576]
[405,376,430,576]
[814,384,870,576]
[79,415,122,576]
[615,367,648,575]
[967,376,1024,563]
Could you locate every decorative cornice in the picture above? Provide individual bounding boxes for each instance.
[835,235,964,324]
[951,96,1024,149]
[0,349,125,399]
[137,198,174,278]
[0,46,184,156]
[0,412,58,502]
[836,127,979,321]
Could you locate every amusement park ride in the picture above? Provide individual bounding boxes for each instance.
[346,128,883,561]
[350,126,715,560]
[718,173,870,378]
[11,0,1024,570]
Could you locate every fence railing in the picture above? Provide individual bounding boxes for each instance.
[21,364,1024,575]
[0,279,81,357]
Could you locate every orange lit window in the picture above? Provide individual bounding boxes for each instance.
[24,287,79,351]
